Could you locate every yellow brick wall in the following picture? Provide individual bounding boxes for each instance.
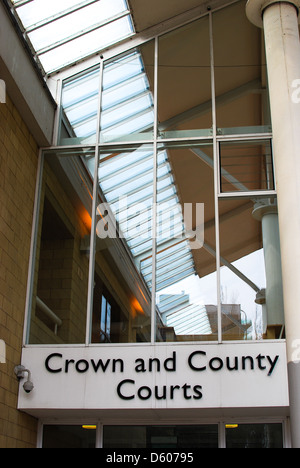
[0,95,39,447]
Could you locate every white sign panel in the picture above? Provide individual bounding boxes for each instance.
[18,342,289,412]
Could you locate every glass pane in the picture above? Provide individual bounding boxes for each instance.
[60,66,100,146]
[41,16,133,73]
[219,139,274,193]
[43,425,96,448]
[15,0,134,74]
[219,197,284,341]
[158,16,212,139]
[154,142,218,342]
[226,423,283,448]
[15,0,83,27]
[15,0,128,28]
[28,0,129,50]
[213,1,272,135]
[103,425,219,448]
[100,43,155,143]
[219,198,265,341]
[28,150,94,344]
[88,145,154,343]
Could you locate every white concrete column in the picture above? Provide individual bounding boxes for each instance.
[253,201,284,330]
[246,0,300,447]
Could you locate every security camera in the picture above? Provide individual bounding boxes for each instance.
[14,365,34,394]
[23,380,34,394]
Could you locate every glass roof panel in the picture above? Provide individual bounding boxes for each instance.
[62,67,100,106]
[102,75,149,110]
[100,51,154,143]
[11,0,134,74]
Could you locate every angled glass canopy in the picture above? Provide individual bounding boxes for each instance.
[10,0,134,75]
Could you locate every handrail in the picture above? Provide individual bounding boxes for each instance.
[36,297,62,335]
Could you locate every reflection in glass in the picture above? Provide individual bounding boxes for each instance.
[219,140,274,193]
[213,1,272,135]
[60,67,100,145]
[154,143,217,342]
[158,16,212,139]
[49,0,283,347]
[90,145,154,343]
[226,423,283,448]
[100,43,155,143]
[29,151,93,344]
[219,195,284,340]
[104,425,219,448]
[219,199,267,341]
[43,425,96,449]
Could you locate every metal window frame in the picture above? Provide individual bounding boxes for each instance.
[23,1,278,348]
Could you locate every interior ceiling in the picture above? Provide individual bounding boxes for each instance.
[129,0,222,32]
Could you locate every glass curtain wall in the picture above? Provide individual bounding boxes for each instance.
[26,1,283,344]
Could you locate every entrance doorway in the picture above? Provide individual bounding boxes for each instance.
[41,422,284,448]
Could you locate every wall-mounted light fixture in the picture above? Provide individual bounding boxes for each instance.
[14,365,34,394]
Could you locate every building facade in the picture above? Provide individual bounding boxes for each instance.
[0,0,300,448]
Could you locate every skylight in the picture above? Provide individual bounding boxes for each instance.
[10,0,135,75]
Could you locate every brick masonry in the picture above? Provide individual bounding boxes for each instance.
[0,95,39,447]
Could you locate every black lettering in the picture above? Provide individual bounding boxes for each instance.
[75,359,89,373]
[242,356,254,371]
[138,386,152,400]
[256,354,267,371]
[193,385,203,400]
[91,359,111,373]
[112,359,124,373]
[209,357,223,371]
[149,358,161,372]
[182,384,192,400]
[164,352,176,372]
[188,351,207,371]
[117,379,135,400]
[45,353,63,373]
[170,385,181,400]
[65,359,75,373]
[135,358,146,373]
[154,386,167,400]
[267,355,279,376]
[226,356,239,371]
